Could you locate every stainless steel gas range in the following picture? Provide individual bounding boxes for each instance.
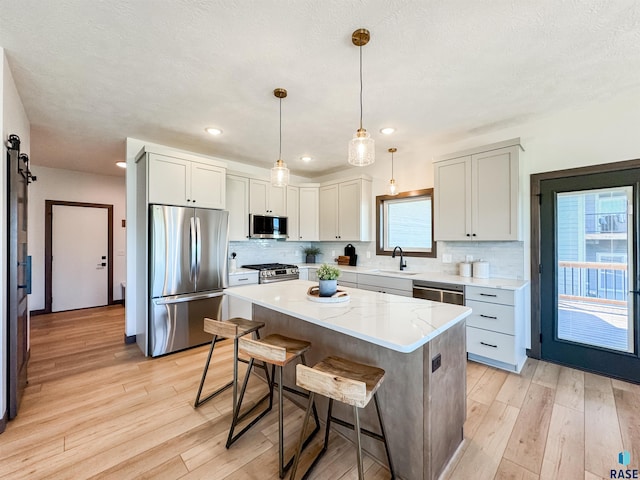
[242,263,300,284]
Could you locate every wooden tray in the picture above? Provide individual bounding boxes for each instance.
[306,286,350,303]
[337,256,351,265]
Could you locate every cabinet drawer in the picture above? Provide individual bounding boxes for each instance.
[228,272,259,286]
[338,280,357,288]
[357,274,412,292]
[357,284,412,297]
[466,300,515,335]
[339,271,358,284]
[467,326,516,365]
[465,286,514,306]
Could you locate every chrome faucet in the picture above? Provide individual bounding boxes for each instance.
[391,246,407,271]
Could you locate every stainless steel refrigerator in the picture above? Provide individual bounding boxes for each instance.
[149,205,229,357]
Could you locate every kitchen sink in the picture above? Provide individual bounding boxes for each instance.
[370,269,419,276]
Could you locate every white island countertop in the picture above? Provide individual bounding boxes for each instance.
[224,279,471,354]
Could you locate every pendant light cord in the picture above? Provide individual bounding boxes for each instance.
[391,151,394,178]
[359,44,363,130]
[279,97,282,160]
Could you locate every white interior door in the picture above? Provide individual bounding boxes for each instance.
[52,205,108,312]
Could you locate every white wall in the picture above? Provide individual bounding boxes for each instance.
[28,166,126,311]
[1,49,31,424]
[351,88,640,279]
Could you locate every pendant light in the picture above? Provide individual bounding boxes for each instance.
[388,148,399,196]
[270,88,290,186]
[348,28,375,167]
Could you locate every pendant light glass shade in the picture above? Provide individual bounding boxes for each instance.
[387,147,398,195]
[348,28,375,167]
[271,88,290,186]
[271,159,290,186]
[388,178,398,196]
[348,128,375,166]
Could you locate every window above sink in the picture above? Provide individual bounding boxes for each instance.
[376,188,437,258]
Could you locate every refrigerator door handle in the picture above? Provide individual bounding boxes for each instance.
[189,216,197,282]
[195,216,202,280]
[154,291,224,305]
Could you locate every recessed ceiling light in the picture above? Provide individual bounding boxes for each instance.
[380,127,396,135]
[205,127,223,136]
[301,156,312,162]
[116,161,126,169]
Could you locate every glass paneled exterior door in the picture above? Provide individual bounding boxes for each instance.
[540,171,640,382]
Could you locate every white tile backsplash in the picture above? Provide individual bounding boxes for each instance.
[229,240,315,266]
[229,240,525,279]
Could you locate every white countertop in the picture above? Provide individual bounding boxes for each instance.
[224,279,471,353]
[298,264,528,290]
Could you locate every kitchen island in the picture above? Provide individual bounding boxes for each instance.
[224,280,471,480]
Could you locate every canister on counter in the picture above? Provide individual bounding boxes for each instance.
[458,262,472,277]
[473,260,490,278]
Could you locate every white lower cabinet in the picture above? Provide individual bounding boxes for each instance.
[226,271,259,320]
[465,285,527,373]
[356,274,412,297]
[308,268,318,282]
[337,271,357,288]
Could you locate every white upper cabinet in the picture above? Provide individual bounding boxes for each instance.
[249,179,287,216]
[148,153,226,209]
[226,175,250,241]
[434,140,521,241]
[298,187,319,241]
[286,185,299,241]
[319,184,339,240]
[319,178,371,241]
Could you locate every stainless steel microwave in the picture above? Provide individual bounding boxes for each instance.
[249,214,288,239]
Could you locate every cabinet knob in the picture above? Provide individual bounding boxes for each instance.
[187,199,191,202]
[466,233,470,237]
[472,233,476,236]
[193,200,196,203]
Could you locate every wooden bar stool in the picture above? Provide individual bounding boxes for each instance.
[227,334,321,479]
[193,317,271,417]
[290,356,395,480]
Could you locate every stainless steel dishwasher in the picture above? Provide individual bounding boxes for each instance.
[412,280,464,305]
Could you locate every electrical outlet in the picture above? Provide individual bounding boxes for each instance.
[366,251,371,259]
[442,254,452,263]
[465,255,473,263]
[331,250,336,257]
[432,353,442,373]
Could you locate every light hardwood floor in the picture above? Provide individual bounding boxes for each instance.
[1,306,638,479]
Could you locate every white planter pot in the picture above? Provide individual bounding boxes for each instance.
[318,279,337,297]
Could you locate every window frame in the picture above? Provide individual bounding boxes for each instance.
[375,188,437,258]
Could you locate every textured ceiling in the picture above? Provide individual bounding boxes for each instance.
[1,0,640,178]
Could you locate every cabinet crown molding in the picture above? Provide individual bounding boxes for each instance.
[320,173,372,186]
[435,137,524,163]
[136,145,227,169]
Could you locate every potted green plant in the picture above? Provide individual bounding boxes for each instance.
[302,246,322,264]
[316,263,341,297]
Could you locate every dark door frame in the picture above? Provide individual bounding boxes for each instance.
[530,158,640,359]
[44,200,114,314]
